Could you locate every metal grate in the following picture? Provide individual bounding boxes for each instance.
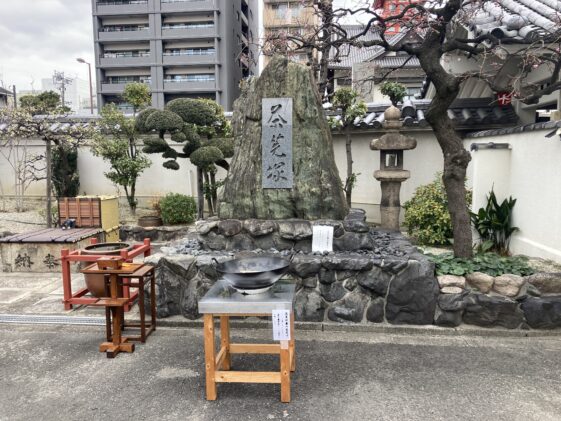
[0,314,105,326]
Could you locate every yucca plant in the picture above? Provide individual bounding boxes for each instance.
[470,190,518,256]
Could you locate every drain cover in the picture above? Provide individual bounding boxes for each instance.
[0,314,105,326]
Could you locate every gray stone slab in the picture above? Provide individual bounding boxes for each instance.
[199,279,295,314]
[262,97,293,189]
[0,288,30,304]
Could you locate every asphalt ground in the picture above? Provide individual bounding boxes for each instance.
[1,323,561,421]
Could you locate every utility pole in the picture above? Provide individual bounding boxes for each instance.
[52,71,73,109]
[12,85,16,108]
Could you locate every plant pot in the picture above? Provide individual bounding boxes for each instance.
[81,242,133,298]
[138,215,163,227]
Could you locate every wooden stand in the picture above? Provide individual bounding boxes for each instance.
[82,261,156,358]
[203,312,296,403]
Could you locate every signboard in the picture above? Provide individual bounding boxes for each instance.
[312,225,334,253]
[262,98,293,189]
[272,309,291,341]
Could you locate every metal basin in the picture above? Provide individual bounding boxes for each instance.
[214,256,290,292]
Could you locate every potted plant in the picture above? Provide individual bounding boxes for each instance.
[137,197,163,227]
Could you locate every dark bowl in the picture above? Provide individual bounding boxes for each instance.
[214,256,290,290]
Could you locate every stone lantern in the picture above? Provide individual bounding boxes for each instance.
[370,105,417,230]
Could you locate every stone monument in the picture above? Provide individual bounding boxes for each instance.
[370,106,417,230]
[219,55,347,220]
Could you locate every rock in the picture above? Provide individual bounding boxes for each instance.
[278,220,313,240]
[301,276,318,288]
[520,296,561,329]
[196,220,218,235]
[224,234,254,251]
[312,220,345,238]
[438,292,468,312]
[345,208,366,222]
[218,56,348,220]
[463,293,524,329]
[294,288,325,322]
[366,297,385,323]
[434,307,462,327]
[293,240,312,253]
[243,219,276,237]
[327,292,367,323]
[180,272,214,319]
[318,268,336,284]
[526,283,542,297]
[333,232,373,251]
[322,254,374,271]
[217,219,243,237]
[437,275,466,289]
[290,255,322,278]
[343,219,370,233]
[343,277,358,291]
[336,270,356,281]
[440,286,464,294]
[356,267,392,296]
[199,231,226,250]
[465,272,494,293]
[386,276,439,325]
[525,272,561,294]
[320,281,347,302]
[493,274,525,297]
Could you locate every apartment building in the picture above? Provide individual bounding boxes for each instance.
[91,0,259,112]
[261,0,319,68]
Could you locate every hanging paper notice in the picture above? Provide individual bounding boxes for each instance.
[272,309,291,341]
[312,225,334,253]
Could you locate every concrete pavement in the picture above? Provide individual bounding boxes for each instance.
[1,323,561,421]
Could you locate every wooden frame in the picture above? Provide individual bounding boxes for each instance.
[203,312,296,403]
[61,238,151,311]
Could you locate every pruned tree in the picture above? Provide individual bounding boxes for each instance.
[122,82,151,116]
[139,98,233,219]
[91,104,151,214]
[328,87,367,206]
[0,108,93,226]
[271,0,561,258]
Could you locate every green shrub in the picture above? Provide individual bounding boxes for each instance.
[471,189,518,256]
[427,252,535,277]
[404,174,472,245]
[159,193,197,225]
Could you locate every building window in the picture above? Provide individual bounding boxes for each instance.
[162,22,214,29]
[164,74,215,82]
[163,47,215,56]
[106,75,151,84]
[103,50,150,58]
[101,24,147,32]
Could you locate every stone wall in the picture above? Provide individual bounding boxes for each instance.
[144,250,561,329]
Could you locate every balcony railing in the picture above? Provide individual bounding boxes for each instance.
[164,75,214,82]
[97,1,147,5]
[105,78,151,84]
[162,23,214,29]
[101,25,148,32]
[161,0,206,3]
[102,51,150,58]
[163,48,215,56]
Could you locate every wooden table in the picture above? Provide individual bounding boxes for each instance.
[198,280,296,403]
[82,261,147,358]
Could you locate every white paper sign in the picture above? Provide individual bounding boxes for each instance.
[272,309,291,341]
[312,225,334,253]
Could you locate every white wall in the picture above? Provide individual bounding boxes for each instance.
[466,130,561,263]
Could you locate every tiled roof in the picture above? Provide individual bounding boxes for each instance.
[329,25,385,69]
[370,55,421,68]
[327,97,519,131]
[0,87,12,96]
[466,119,561,138]
[464,0,561,42]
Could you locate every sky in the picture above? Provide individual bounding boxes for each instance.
[0,0,370,93]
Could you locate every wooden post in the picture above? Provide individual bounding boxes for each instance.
[220,316,231,370]
[280,340,291,403]
[61,248,72,310]
[204,314,217,400]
